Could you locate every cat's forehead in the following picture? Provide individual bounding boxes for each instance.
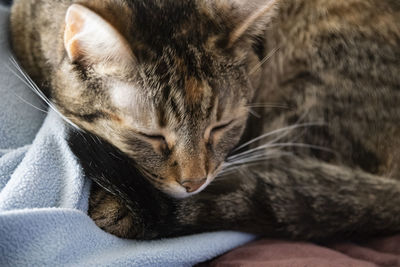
[127,0,232,58]
[110,68,243,133]
[129,49,240,121]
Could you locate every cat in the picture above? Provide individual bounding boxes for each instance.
[10,0,400,240]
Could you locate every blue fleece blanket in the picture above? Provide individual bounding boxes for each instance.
[0,6,254,266]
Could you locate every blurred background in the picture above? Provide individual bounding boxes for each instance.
[1,0,11,6]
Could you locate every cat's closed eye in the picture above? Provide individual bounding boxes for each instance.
[138,132,170,153]
[139,133,167,143]
[207,120,235,144]
[211,120,234,134]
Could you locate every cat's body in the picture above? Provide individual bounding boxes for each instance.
[10,0,400,240]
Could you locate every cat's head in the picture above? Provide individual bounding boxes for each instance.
[54,0,277,198]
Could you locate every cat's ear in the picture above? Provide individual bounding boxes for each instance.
[227,0,278,48]
[64,4,133,67]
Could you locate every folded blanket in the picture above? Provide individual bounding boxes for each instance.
[0,5,255,266]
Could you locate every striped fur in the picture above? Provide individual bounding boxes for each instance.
[10,0,400,240]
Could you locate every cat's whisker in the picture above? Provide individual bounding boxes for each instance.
[246,103,291,118]
[231,143,333,160]
[226,149,279,163]
[233,122,323,152]
[216,152,293,179]
[13,94,49,113]
[249,46,281,75]
[226,156,276,167]
[8,56,82,131]
[262,109,319,145]
[248,108,261,118]
[245,102,290,109]
[229,142,334,161]
[236,107,321,153]
[225,151,293,167]
[223,149,287,167]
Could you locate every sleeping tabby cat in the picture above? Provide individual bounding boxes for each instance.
[10,0,400,240]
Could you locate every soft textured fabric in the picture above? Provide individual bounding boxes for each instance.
[207,237,400,267]
[0,6,255,266]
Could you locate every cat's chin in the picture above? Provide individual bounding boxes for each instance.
[163,177,213,199]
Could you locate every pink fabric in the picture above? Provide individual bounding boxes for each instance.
[206,235,400,267]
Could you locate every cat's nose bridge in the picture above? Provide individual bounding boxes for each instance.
[179,159,207,180]
[177,151,207,187]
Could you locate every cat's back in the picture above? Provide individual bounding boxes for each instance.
[264,0,400,79]
[259,0,400,176]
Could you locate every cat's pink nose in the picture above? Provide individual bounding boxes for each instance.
[180,178,207,193]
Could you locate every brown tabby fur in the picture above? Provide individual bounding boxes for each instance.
[10,0,400,240]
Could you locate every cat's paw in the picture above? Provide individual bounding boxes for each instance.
[88,186,136,238]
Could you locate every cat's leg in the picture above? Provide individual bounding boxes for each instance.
[89,156,400,240]
[173,156,400,241]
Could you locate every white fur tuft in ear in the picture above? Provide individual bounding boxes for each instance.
[64,4,133,66]
[228,0,279,47]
